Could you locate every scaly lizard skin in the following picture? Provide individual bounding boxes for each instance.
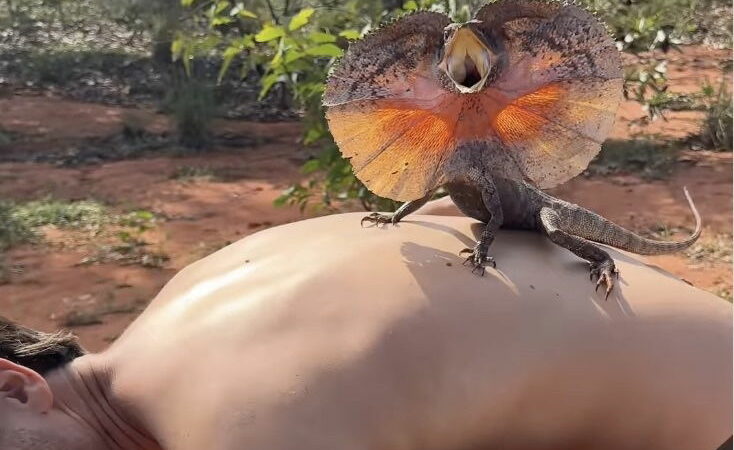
[323,0,701,297]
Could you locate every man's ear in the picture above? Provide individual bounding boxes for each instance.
[0,358,53,413]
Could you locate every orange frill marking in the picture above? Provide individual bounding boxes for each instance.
[491,84,564,143]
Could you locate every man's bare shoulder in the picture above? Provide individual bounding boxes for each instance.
[112,213,731,450]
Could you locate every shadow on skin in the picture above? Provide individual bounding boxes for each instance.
[399,220,640,319]
[402,219,477,248]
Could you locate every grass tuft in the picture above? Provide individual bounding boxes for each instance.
[170,165,219,182]
[685,233,733,265]
[0,201,37,251]
[0,198,166,270]
[11,199,110,230]
[587,139,681,179]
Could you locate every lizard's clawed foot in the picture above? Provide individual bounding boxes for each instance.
[459,246,496,277]
[589,260,619,299]
[360,212,395,227]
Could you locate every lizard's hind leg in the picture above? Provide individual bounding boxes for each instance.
[361,190,435,227]
[539,207,618,298]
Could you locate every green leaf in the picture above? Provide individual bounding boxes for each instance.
[171,38,185,59]
[133,210,154,220]
[288,8,315,31]
[310,32,337,43]
[259,73,281,99]
[303,127,326,145]
[270,38,285,65]
[304,44,343,57]
[211,16,234,26]
[214,0,230,14]
[273,195,288,207]
[238,9,257,19]
[338,29,361,40]
[230,3,257,18]
[403,0,418,11]
[218,45,242,83]
[194,35,221,53]
[284,50,304,64]
[181,0,195,6]
[255,24,285,42]
[302,159,321,173]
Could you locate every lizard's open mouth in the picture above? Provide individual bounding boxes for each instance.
[440,27,491,94]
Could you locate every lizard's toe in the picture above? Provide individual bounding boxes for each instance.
[460,246,495,276]
[360,212,394,227]
[590,261,618,300]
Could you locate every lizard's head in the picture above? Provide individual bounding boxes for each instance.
[439,21,493,93]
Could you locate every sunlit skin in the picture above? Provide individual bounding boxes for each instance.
[0,211,731,450]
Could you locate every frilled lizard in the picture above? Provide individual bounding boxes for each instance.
[322,0,701,297]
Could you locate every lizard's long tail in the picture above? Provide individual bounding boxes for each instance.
[563,187,701,255]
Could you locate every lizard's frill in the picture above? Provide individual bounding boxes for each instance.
[324,11,452,201]
[471,0,623,188]
[324,0,623,200]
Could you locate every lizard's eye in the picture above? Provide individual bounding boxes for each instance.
[443,30,451,41]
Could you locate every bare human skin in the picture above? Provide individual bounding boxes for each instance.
[0,213,730,450]
[323,0,701,296]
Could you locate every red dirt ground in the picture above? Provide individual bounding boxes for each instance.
[0,45,731,351]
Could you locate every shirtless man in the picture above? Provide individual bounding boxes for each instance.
[1,212,731,450]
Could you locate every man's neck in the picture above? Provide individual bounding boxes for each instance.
[46,354,160,450]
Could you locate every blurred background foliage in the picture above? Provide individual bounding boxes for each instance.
[1,0,731,211]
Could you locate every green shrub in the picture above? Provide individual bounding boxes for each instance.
[11,198,110,229]
[175,0,710,211]
[163,77,217,149]
[0,202,35,251]
[699,80,733,151]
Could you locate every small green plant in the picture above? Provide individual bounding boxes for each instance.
[81,239,169,268]
[698,79,733,151]
[80,209,168,267]
[170,165,219,182]
[581,0,694,52]
[624,60,671,120]
[685,233,733,265]
[713,284,732,302]
[11,198,110,230]
[0,201,36,251]
[0,198,166,267]
[163,77,217,149]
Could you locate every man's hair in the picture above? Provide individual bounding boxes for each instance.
[0,316,85,375]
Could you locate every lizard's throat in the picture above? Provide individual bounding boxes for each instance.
[440,28,491,94]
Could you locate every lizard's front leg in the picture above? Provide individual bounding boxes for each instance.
[459,177,503,276]
[539,207,618,298]
[361,190,435,227]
